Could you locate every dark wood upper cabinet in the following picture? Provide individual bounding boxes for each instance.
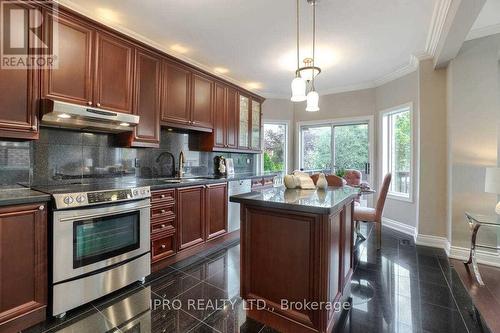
[191,72,213,129]
[42,12,93,106]
[213,83,226,148]
[205,183,227,240]
[0,1,39,140]
[94,32,134,114]
[238,93,250,149]
[0,203,47,332]
[226,87,239,149]
[177,186,205,251]
[250,99,262,151]
[161,60,191,125]
[127,48,161,147]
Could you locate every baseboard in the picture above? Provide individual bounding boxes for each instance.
[382,217,417,238]
[415,234,451,255]
[449,246,500,268]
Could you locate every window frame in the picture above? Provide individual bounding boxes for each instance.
[296,116,374,185]
[379,102,414,202]
[260,119,289,174]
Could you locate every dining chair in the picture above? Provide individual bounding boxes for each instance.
[353,173,392,250]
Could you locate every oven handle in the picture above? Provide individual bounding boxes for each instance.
[57,204,151,222]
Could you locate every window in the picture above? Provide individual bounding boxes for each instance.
[381,105,412,200]
[262,122,288,173]
[300,125,332,171]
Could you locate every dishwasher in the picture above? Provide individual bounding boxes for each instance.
[228,179,252,232]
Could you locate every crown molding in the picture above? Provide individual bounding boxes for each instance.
[54,0,266,97]
[466,23,500,41]
[425,0,453,57]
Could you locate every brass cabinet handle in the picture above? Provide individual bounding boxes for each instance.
[161,194,166,198]
[161,209,166,214]
[160,244,166,249]
[161,224,166,228]
[39,205,45,210]
[96,103,101,107]
[87,101,92,106]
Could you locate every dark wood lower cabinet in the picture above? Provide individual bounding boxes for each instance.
[150,183,228,267]
[0,203,47,332]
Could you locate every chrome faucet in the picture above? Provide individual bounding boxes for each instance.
[178,150,185,178]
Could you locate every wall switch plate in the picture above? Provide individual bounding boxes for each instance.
[246,158,251,164]
[135,158,140,167]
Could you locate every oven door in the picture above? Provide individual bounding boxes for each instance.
[53,199,150,284]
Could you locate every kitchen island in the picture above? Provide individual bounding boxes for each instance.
[230,186,359,333]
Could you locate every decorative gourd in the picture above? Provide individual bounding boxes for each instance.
[316,173,328,189]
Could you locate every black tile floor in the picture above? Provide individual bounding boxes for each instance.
[24,223,490,333]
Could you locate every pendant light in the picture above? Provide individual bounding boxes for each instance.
[291,0,306,102]
[305,0,319,112]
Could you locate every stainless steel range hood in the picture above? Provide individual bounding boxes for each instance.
[41,99,139,133]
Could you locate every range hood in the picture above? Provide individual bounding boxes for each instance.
[40,99,139,133]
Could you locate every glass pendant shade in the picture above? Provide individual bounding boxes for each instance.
[290,76,307,102]
[305,90,319,112]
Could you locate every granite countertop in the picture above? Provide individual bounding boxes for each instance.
[229,185,360,214]
[0,187,51,207]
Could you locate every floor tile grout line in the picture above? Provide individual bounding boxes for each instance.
[437,254,472,333]
[181,308,223,333]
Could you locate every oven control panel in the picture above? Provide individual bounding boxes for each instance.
[53,186,151,209]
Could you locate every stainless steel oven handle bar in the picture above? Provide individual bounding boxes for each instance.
[58,204,151,222]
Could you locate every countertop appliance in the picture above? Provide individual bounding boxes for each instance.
[33,182,151,317]
[227,179,252,232]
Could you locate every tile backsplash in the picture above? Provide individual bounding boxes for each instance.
[0,127,257,188]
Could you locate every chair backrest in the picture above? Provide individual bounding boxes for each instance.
[343,169,362,186]
[375,173,392,221]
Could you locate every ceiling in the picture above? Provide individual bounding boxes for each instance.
[467,0,500,40]
[58,0,438,98]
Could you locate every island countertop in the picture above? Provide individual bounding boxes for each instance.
[230,185,359,215]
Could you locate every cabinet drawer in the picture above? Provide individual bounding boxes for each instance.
[151,218,175,235]
[151,234,176,262]
[151,203,175,220]
[151,189,175,205]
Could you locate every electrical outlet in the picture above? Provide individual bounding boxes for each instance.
[135,158,140,168]
[246,158,251,164]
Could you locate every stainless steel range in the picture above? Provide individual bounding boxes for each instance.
[34,183,152,317]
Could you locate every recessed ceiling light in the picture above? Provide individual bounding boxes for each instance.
[245,82,262,90]
[96,8,120,24]
[57,113,71,119]
[214,67,229,74]
[170,44,189,54]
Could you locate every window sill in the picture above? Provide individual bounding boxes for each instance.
[387,193,413,203]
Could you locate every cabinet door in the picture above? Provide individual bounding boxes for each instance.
[0,1,38,140]
[177,186,205,250]
[226,87,238,149]
[342,203,354,289]
[213,83,226,148]
[205,183,227,240]
[0,203,47,332]
[191,73,213,128]
[238,94,250,149]
[131,48,161,147]
[250,99,261,150]
[42,12,93,106]
[94,32,134,113]
[161,61,191,125]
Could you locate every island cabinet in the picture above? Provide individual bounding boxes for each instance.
[0,0,39,140]
[232,186,358,333]
[0,203,47,332]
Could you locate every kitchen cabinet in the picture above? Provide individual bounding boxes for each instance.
[0,1,39,140]
[94,32,135,114]
[119,48,161,147]
[191,72,213,129]
[150,189,177,263]
[226,87,239,149]
[205,183,228,240]
[0,203,47,332]
[161,60,191,126]
[42,11,94,107]
[250,99,262,150]
[238,94,250,149]
[213,83,226,148]
[177,185,205,250]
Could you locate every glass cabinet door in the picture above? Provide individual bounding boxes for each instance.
[251,100,261,150]
[239,95,249,148]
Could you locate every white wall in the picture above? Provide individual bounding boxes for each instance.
[375,72,420,228]
[447,34,500,248]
